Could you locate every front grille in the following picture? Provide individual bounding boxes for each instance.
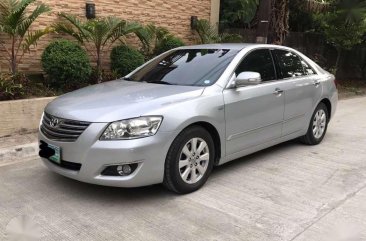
[41,112,90,142]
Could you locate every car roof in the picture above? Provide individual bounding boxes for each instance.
[177,43,291,51]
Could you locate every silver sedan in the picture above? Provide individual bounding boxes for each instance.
[38,44,338,193]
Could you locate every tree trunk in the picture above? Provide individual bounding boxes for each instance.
[255,0,272,43]
[335,48,342,79]
[11,36,17,74]
[269,0,289,45]
[96,49,102,84]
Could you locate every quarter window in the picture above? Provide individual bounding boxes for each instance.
[301,59,316,75]
[273,50,306,78]
[235,49,276,82]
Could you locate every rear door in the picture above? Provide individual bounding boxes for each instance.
[272,49,322,136]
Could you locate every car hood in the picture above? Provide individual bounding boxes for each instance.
[45,80,205,122]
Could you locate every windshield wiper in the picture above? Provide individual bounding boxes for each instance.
[122,77,133,81]
[148,81,174,85]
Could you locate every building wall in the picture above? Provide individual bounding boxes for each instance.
[0,0,212,73]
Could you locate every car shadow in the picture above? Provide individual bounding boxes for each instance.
[44,139,303,201]
[211,139,302,177]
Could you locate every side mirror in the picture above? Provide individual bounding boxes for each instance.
[235,72,262,87]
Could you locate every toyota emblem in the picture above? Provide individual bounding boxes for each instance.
[50,118,59,128]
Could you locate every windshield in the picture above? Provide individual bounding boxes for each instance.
[127,49,239,86]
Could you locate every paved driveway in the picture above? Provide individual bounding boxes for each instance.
[1,97,366,241]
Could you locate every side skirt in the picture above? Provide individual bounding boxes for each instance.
[218,130,304,165]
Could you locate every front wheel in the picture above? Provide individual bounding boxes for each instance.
[301,102,329,145]
[163,126,215,194]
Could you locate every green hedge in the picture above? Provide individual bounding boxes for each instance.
[41,40,92,91]
[111,45,145,77]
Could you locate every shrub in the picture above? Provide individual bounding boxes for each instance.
[154,37,185,55]
[111,45,145,77]
[0,73,57,101]
[0,73,25,101]
[41,40,92,91]
[89,68,120,83]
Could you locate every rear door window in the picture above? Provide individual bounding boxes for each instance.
[273,50,306,79]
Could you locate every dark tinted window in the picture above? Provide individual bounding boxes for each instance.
[301,59,316,75]
[129,49,239,86]
[235,49,276,82]
[273,50,306,78]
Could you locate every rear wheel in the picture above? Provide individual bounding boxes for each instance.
[163,126,214,194]
[301,102,329,145]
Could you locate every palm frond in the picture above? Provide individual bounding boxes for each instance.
[22,27,52,52]
[134,24,154,52]
[54,22,85,43]
[17,3,51,37]
[57,12,89,41]
[195,19,220,44]
[106,20,142,46]
[6,0,35,32]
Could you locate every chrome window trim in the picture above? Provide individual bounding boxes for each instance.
[224,45,321,89]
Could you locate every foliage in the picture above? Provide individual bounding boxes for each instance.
[220,0,259,28]
[0,73,24,100]
[315,0,366,72]
[41,40,92,91]
[54,13,143,83]
[0,73,56,100]
[194,19,243,44]
[137,24,185,59]
[154,37,185,56]
[289,0,318,32]
[0,0,52,74]
[110,45,145,77]
[89,68,120,83]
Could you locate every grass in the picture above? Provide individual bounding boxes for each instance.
[337,80,366,99]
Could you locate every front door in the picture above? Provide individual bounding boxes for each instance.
[223,49,285,155]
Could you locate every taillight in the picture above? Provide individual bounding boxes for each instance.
[334,79,338,89]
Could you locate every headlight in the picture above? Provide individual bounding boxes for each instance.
[100,116,163,140]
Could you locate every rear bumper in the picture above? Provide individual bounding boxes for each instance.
[39,123,178,187]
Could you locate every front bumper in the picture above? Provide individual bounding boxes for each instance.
[39,122,178,187]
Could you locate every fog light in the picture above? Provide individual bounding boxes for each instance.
[117,165,132,175]
[101,163,138,176]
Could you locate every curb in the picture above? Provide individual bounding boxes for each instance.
[0,142,39,167]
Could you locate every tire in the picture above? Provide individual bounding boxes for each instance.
[163,126,215,194]
[301,102,329,145]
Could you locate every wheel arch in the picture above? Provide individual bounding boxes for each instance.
[320,98,332,120]
[181,121,222,166]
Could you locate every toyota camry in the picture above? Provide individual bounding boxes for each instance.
[39,44,338,193]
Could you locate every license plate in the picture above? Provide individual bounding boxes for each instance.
[48,144,61,164]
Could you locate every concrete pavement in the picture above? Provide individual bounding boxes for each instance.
[0,97,366,241]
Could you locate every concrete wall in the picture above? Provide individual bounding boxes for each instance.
[0,97,55,137]
[210,0,220,29]
[0,0,212,73]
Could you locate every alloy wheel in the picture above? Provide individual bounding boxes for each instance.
[312,109,327,139]
[179,137,209,184]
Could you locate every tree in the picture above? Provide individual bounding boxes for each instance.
[137,24,179,59]
[316,0,366,75]
[54,13,143,83]
[269,0,290,44]
[220,0,259,28]
[0,0,51,74]
[194,19,242,44]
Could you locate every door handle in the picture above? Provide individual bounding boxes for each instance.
[313,80,320,87]
[273,88,284,95]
